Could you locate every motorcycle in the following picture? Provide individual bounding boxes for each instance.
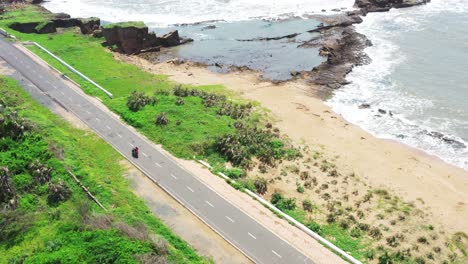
[132,147,139,158]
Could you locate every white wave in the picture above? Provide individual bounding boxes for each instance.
[42,0,356,27]
[327,0,468,170]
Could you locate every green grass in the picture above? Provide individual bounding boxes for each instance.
[102,21,147,29]
[0,76,205,263]
[0,5,53,24]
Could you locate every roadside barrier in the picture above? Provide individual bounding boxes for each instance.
[24,41,113,98]
[198,160,362,264]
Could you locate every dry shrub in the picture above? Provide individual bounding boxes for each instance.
[150,237,169,256]
[136,253,168,264]
[115,222,149,241]
[86,214,113,230]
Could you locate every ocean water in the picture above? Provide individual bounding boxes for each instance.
[42,0,355,27]
[327,0,468,170]
[42,0,468,170]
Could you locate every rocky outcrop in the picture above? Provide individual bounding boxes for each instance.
[102,23,185,54]
[8,14,100,35]
[355,0,430,13]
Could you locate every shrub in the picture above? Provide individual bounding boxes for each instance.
[415,257,425,264]
[127,91,156,112]
[271,192,296,211]
[28,160,53,184]
[155,112,169,126]
[300,171,310,180]
[223,168,245,179]
[296,183,304,193]
[369,226,382,240]
[306,220,321,234]
[350,227,361,238]
[175,97,185,105]
[0,167,15,204]
[302,199,314,212]
[47,179,71,205]
[254,177,268,195]
[417,236,428,244]
[386,233,404,247]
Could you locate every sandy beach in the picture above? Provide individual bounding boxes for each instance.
[117,54,468,235]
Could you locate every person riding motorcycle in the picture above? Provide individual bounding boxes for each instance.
[132,146,139,158]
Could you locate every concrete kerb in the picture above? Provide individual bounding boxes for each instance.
[23,41,113,99]
[196,160,363,264]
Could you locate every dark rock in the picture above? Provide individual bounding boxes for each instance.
[36,21,57,34]
[237,33,299,42]
[290,71,301,77]
[378,109,387,114]
[9,22,39,33]
[79,17,100,34]
[158,30,180,47]
[201,25,216,30]
[52,18,81,28]
[92,29,103,38]
[179,37,194,45]
[54,13,71,19]
[359,104,371,109]
[355,0,430,13]
[140,46,161,53]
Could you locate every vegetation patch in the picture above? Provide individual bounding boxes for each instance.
[0,76,205,263]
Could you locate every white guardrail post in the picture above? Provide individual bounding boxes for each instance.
[28,41,113,98]
[197,161,362,264]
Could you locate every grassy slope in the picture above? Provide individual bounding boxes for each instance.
[0,76,205,263]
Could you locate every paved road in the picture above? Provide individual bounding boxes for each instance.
[0,36,314,264]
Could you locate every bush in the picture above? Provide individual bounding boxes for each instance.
[127,91,156,112]
[296,183,304,193]
[369,226,382,240]
[175,97,185,106]
[0,167,15,204]
[306,220,321,234]
[155,112,169,126]
[302,199,314,212]
[47,179,71,205]
[271,192,296,211]
[223,168,245,179]
[253,177,268,195]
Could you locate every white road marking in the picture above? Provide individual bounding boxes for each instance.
[248,232,257,240]
[95,117,100,122]
[129,143,134,147]
[52,85,57,89]
[142,152,148,157]
[170,174,177,180]
[68,97,73,102]
[205,201,214,208]
[105,125,111,130]
[186,186,195,193]
[60,91,65,95]
[38,75,43,79]
[272,250,282,258]
[117,133,122,138]
[85,110,90,114]
[225,216,235,223]
[154,162,162,168]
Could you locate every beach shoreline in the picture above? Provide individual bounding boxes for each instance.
[116,53,468,234]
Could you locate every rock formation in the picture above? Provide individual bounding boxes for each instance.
[102,22,185,54]
[355,0,431,13]
[8,14,100,35]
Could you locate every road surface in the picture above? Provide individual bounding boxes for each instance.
[0,36,313,264]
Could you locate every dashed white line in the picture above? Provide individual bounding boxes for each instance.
[248,232,257,240]
[142,152,148,157]
[68,97,73,102]
[117,133,122,138]
[85,110,91,114]
[129,143,134,147]
[105,125,111,130]
[95,117,100,122]
[225,216,235,223]
[60,91,65,95]
[154,162,162,168]
[170,174,177,180]
[271,250,282,258]
[186,186,195,193]
[205,201,214,208]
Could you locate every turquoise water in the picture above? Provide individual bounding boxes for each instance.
[328,0,468,170]
[160,19,325,80]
